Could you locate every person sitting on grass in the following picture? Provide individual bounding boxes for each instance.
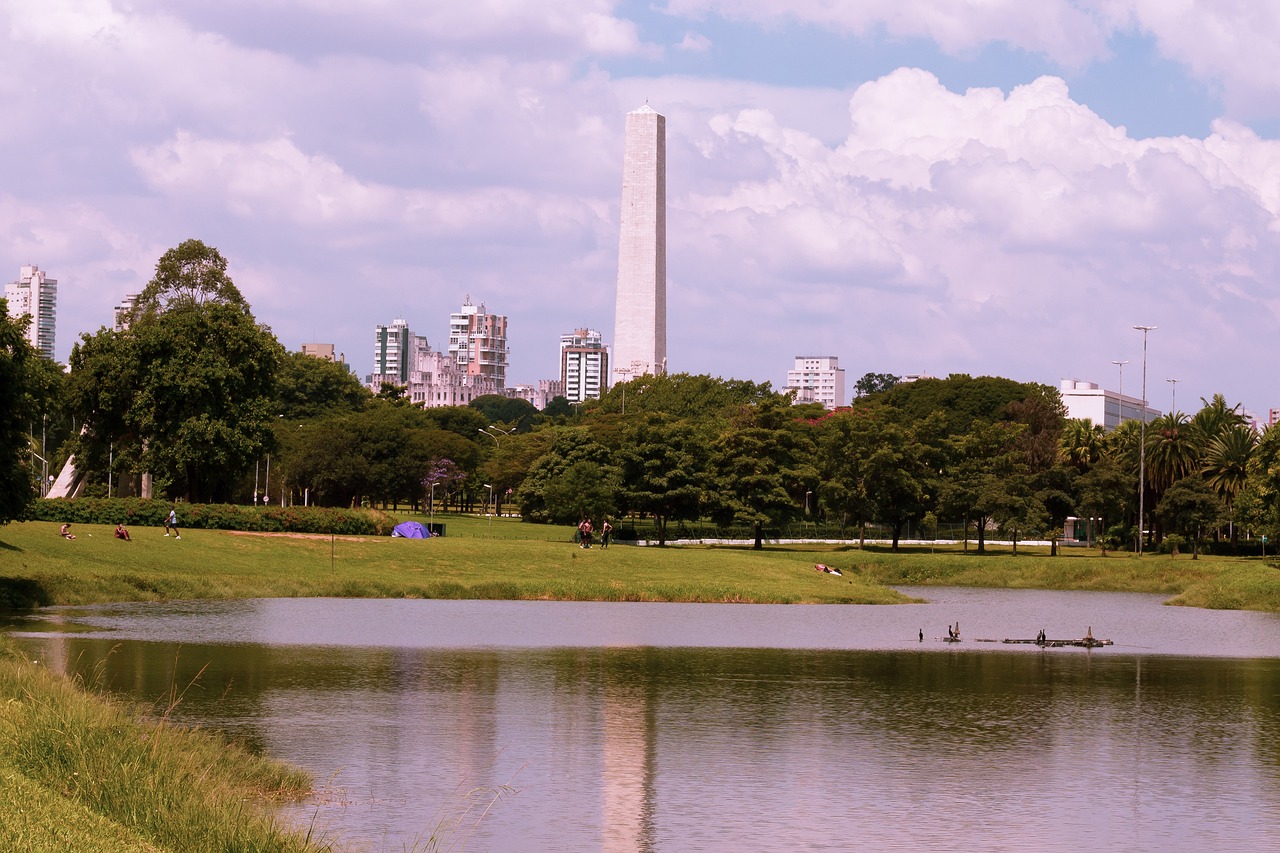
[60,523,76,540]
[115,523,132,541]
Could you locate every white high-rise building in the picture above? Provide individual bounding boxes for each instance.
[371,318,421,387]
[448,296,509,390]
[786,356,846,410]
[560,328,610,403]
[5,265,57,358]
[612,105,666,385]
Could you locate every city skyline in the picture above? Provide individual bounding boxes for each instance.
[3,3,1280,415]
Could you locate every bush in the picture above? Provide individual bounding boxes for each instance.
[1159,533,1187,556]
[25,498,398,536]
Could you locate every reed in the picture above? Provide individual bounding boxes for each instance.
[0,638,322,852]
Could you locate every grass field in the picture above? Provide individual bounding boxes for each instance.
[4,516,1280,611]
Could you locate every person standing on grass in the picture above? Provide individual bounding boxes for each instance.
[165,506,181,539]
[578,518,593,549]
[600,518,613,549]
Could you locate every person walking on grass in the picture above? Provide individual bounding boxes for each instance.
[164,506,181,539]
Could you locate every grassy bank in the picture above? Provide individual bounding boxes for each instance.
[0,636,319,852]
[3,518,1280,611]
[0,519,908,607]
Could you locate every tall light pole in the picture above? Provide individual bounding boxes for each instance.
[429,481,438,532]
[1133,325,1157,555]
[1111,359,1129,427]
[484,483,494,537]
[1166,378,1180,413]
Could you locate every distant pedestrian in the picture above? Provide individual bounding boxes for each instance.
[59,523,76,540]
[165,507,180,540]
[578,518,593,549]
[600,519,613,549]
[114,523,131,541]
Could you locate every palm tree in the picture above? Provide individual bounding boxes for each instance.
[1145,412,1199,494]
[1202,424,1257,549]
[1190,394,1247,446]
[1059,418,1105,472]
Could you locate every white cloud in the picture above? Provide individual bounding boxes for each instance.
[663,0,1110,66]
[677,31,712,52]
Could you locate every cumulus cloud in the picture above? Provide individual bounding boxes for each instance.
[677,32,713,52]
[663,1,1280,120]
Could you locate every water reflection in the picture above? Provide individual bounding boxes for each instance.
[7,593,1280,852]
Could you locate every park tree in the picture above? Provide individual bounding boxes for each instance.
[469,395,539,432]
[276,351,370,420]
[1155,476,1223,559]
[518,429,622,524]
[1076,458,1132,553]
[593,372,782,419]
[1201,424,1256,550]
[706,397,818,549]
[68,240,284,503]
[0,300,40,522]
[937,420,1025,553]
[618,416,709,545]
[853,372,900,398]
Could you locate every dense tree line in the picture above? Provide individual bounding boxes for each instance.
[5,240,1280,555]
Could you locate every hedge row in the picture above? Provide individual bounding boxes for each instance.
[26,498,399,536]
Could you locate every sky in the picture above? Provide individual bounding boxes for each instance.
[4,0,1280,418]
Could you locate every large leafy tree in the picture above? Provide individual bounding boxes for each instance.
[1155,477,1223,559]
[0,300,40,522]
[707,397,818,549]
[276,352,370,421]
[68,240,284,503]
[517,428,622,524]
[618,416,709,545]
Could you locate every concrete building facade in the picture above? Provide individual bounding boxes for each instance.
[561,328,609,403]
[5,264,57,358]
[448,297,509,390]
[372,318,420,386]
[612,105,666,384]
[786,356,845,410]
[1059,379,1160,429]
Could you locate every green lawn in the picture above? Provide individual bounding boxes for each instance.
[4,518,1280,611]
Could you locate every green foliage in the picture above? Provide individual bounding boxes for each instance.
[618,416,709,545]
[517,428,622,523]
[68,241,284,504]
[593,372,784,419]
[27,497,397,535]
[469,394,539,431]
[0,300,38,523]
[276,351,371,420]
[853,371,900,398]
[707,397,818,549]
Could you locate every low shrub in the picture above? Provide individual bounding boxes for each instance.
[26,498,398,536]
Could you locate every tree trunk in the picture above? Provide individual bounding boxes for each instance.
[753,522,764,550]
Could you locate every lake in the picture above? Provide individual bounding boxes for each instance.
[6,589,1280,852]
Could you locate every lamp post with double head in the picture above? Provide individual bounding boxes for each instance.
[1133,325,1157,555]
[484,483,494,537]
[1166,378,1180,413]
[1111,359,1129,427]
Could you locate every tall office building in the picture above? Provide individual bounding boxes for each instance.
[560,328,610,404]
[371,318,421,386]
[612,105,666,385]
[448,296,509,390]
[786,356,846,410]
[5,264,57,358]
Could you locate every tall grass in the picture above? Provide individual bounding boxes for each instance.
[0,638,321,852]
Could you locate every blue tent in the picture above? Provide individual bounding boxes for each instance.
[392,521,431,539]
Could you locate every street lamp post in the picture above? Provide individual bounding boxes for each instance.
[429,481,438,533]
[1133,325,1157,556]
[1166,378,1180,413]
[484,483,494,537]
[1111,359,1129,426]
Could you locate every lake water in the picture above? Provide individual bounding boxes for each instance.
[6,589,1280,852]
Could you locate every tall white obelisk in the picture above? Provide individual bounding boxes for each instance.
[612,105,666,385]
